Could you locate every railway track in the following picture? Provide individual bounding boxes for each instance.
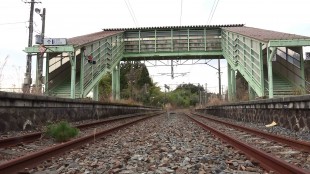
[0,112,153,148]
[0,111,164,173]
[186,112,310,174]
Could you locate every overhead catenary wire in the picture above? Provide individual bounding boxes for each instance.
[207,0,220,25]
[126,0,139,27]
[123,0,138,27]
[0,21,28,26]
[179,0,183,26]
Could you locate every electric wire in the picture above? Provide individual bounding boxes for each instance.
[123,0,138,27]
[127,0,139,27]
[207,0,220,25]
[179,0,183,26]
[209,0,219,24]
[207,0,216,24]
[0,21,28,26]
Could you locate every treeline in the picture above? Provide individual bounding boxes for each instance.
[98,61,204,107]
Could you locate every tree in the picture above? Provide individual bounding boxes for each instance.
[99,72,112,101]
[137,64,152,88]
[0,55,8,88]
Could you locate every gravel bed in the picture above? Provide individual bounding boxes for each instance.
[0,115,147,165]
[195,112,310,142]
[193,115,310,171]
[29,112,266,174]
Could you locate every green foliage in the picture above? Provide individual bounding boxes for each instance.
[175,83,204,93]
[46,121,79,142]
[137,65,152,87]
[99,72,112,100]
[98,61,202,108]
[168,85,199,108]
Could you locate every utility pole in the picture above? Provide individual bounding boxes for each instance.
[23,0,40,93]
[35,8,45,93]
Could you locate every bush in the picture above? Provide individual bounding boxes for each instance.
[46,121,79,142]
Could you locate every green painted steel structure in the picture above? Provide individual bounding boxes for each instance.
[24,25,310,101]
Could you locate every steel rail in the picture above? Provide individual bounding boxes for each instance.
[192,112,310,153]
[0,112,164,173]
[0,112,154,148]
[186,113,309,174]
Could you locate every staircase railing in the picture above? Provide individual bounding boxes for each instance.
[274,54,310,93]
[80,33,124,97]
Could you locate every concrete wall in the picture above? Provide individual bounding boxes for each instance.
[0,91,160,132]
[196,95,310,132]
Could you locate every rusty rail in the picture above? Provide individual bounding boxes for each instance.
[0,112,153,148]
[186,113,309,174]
[192,112,310,153]
[0,112,164,173]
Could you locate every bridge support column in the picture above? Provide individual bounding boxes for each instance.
[44,53,49,93]
[112,63,120,100]
[93,83,99,101]
[231,68,236,101]
[300,47,306,94]
[227,63,232,101]
[35,53,43,94]
[227,63,236,101]
[267,47,276,98]
[249,86,256,100]
[80,48,85,98]
[70,53,76,99]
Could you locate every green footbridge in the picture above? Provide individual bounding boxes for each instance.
[25,24,310,101]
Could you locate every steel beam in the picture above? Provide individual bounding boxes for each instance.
[231,68,236,101]
[44,53,49,93]
[80,48,85,98]
[268,39,310,47]
[25,45,74,53]
[267,47,276,98]
[70,53,76,99]
[171,29,173,52]
[227,63,232,101]
[300,47,306,94]
[154,30,157,52]
[123,51,222,58]
[259,43,264,97]
[112,62,120,100]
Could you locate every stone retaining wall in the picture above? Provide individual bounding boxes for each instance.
[196,95,310,132]
[0,91,160,132]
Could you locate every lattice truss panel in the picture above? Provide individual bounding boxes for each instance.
[222,30,264,96]
[124,28,222,53]
[81,33,124,96]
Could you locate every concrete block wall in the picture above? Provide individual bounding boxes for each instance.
[0,91,160,132]
[196,95,310,132]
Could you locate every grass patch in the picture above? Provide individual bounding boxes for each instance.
[46,121,79,142]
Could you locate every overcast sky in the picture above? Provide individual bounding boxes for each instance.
[0,0,309,93]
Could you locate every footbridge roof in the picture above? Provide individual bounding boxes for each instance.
[222,26,310,43]
[68,30,123,47]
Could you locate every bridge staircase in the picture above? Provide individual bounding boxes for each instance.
[45,32,124,98]
[47,53,82,98]
[264,69,295,98]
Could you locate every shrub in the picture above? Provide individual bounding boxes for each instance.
[46,121,79,142]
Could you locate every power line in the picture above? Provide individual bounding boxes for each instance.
[209,0,220,24]
[207,0,220,25]
[127,0,139,27]
[0,21,28,26]
[123,0,138,27]
[179,0,183,26]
